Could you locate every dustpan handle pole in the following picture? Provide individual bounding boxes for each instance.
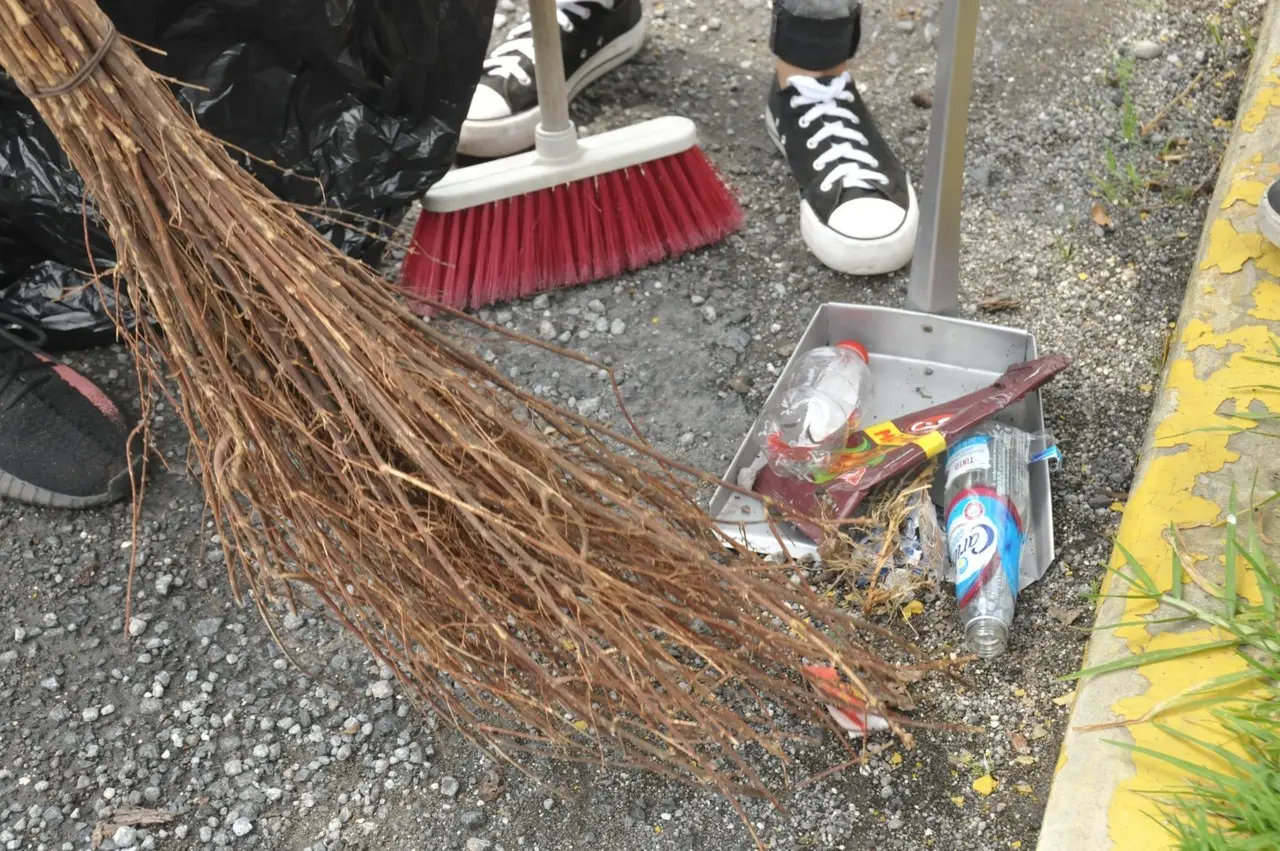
[529,0,572,135]
[905,0,980,316]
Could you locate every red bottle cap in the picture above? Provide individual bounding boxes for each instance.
[835,340,870,363]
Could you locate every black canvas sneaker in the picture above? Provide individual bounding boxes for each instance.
[765,71,918,276]
[459,0,645,159]
[1260,176,1280,249]
[0,313,141,509]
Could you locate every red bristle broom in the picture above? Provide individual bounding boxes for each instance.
[400,0,744,312]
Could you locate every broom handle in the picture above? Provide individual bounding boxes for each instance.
[529,0,574,143]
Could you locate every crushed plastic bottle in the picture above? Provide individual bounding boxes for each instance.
[756,340,873,481]
[943,423,1034,659]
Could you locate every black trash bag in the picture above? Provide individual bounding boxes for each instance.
[0,0,496,351]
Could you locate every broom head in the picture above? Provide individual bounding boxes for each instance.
[401,116,743,312]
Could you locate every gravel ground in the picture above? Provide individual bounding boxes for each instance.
[1,0,1266,849]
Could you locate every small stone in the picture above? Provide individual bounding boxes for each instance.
[195,618,222,638]
[82,706,100,723]
[701,305,717,323]
[465,840,492,851]
[440,776,460,798]
[888,816,905,829]
[691,295,706,305]
[128,617,148,637]
[707,17,722,30]
[492,12,508,28]
[895,19,916,32]
[577,397,601,417]
[282,613,304,630]
[40,676,59,692]
[155,574,174,596]
[232,817,253,837]
[588,299,606,313]
[543,798,554,811]
[460,810,487,829]
[113,826,138,847]
[1131,39,1163,60]
[678,432,695,448]
[538,320,557,341]
[609,318,626,336]
[224,759,244,777]
[369,681,394,700]
[533,294,550,309]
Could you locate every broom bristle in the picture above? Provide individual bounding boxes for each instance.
[402,146,744,312]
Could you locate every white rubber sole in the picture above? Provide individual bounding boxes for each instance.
[0,464,136,510]
[765,108,918,277]
[798,188,918,277]
[1260,188,1280,249]
[458,19,648,160]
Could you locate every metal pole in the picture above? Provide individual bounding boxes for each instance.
[905,0,980,316]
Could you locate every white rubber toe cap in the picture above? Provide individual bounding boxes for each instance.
[826,197,909,241]
[799,184,919,277]
[467,85,513,122]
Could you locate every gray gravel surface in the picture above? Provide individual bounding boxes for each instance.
[1,0,1265,849]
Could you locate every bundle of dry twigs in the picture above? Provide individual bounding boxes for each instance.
[0,0,968,827]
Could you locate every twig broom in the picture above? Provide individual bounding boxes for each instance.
[0,0,966,832]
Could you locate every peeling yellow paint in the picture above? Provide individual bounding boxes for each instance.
[1102,187,1278,847]
[1221,177,1267,208]
[1199,218,1280,277]
[1239,57,1280,134]
[1221,154,1269,208]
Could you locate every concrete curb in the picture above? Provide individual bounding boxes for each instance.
[1036,4,1280,849]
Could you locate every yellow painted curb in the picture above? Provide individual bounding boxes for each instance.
[1036,5,1280,850]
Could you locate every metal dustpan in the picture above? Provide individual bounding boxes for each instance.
[708,0,1059,579]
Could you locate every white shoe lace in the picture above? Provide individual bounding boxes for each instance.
[788,73,888,193]
[484,0,617,85]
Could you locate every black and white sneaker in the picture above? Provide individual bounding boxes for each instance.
[1260,176,1280,249]
[765,72,918,276]
[460,0,646,159]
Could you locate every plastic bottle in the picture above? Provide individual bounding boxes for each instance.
[756,340,874,481]
[943,422,1033,658]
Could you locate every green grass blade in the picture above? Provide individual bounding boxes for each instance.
[1116,541,1161,595]
[1152,720,1255,773]
[1106,739,1236,785]
[1236,545,1276,622]
[1088,615,1195,632]
[1242,354,1280,366]
[1218,410,1280,421]
[1170,523,1184,600]
[1226,485,1239,619]
[1061,638,1240,681]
